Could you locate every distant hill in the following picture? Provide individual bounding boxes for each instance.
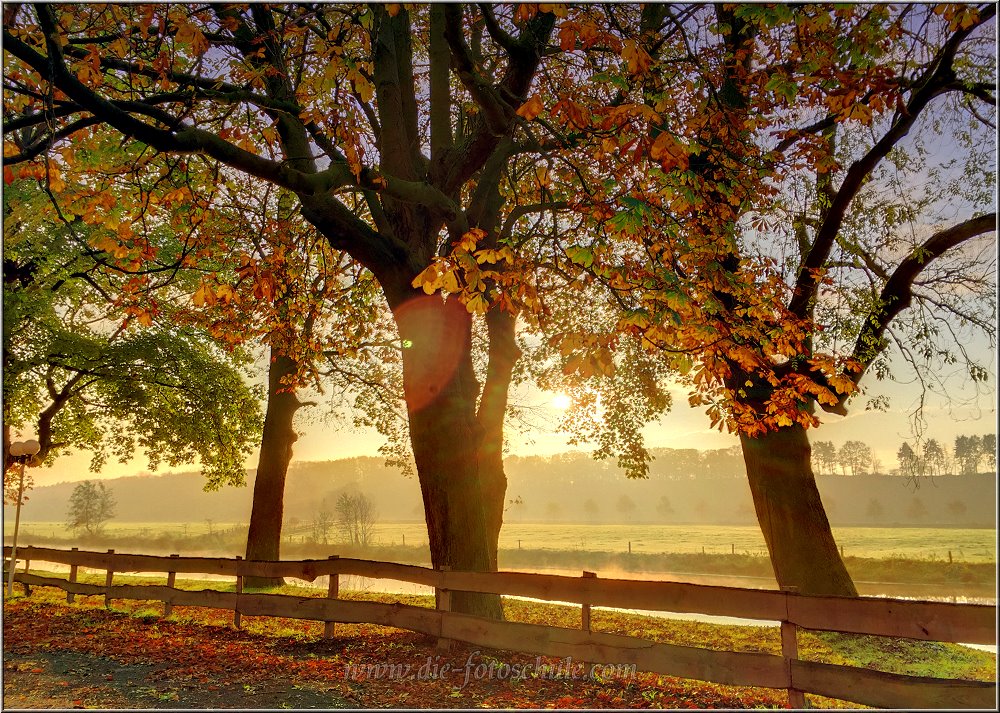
[5,450,995,528]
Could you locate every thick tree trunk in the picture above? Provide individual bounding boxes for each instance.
[393,293,503,619]
[740,424,858,597]
[478,308,520,572]
[244,352,300,589]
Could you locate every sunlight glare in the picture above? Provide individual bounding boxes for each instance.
[552,393,572,410]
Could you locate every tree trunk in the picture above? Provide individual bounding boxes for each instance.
[478,308,520,572]
[244,351,300,589]
[393,293,503,619]
[739,423,858,597]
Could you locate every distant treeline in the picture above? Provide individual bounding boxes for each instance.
[810,434,996,477]
[6,446,995,531]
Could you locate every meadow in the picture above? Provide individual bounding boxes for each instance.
[8,520,996,562]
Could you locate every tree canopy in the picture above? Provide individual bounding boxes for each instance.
[2,3,995,602]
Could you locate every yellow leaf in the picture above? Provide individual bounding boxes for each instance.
[412,264,441,294]
[386,3,402,17]
[622,39,652,75]
[440,269,460,294]
[175,21,209,56]
[516,95,544,121]
[192,283,214,307]
[465,293,489,314]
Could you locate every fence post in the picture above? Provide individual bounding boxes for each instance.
[67,548,78,604]
[234,556,243,630]
[436,565,452,651]
[104,549,115,608]
[22,553,31,596]
[581,571,596,633]
[324,555,340,639]
[781,586,806,709]
[163,554,179,617]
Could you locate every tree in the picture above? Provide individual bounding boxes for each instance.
[905,497,928,521]
[923,439,947,477]
[811,441,838,476]
[946,500,968,521]
[865,499,884,521]
[66,480,115,536]
[981,434,997,472]
[334,492,377,547]
[3,178,263,482]
[838,441,873,476]
[0,2,578,620]
[954,435,983,475]
[582,498,600,521]
[897,442,921,479]
[655,496,674,519]
[616,494,637,520]
[312,507,335,545]
[555,3,996,596]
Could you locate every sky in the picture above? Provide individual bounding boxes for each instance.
[19,331,997,489]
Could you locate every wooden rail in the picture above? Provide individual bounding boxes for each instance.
[4,545,996,708]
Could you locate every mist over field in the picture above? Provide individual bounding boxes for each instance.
[6,450,996,531]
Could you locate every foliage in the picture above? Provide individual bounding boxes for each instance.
[2,176,264,487]
[65,480,116,535]
[550,3,998,439]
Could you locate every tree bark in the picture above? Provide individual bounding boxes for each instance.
[393,292,503,619]
[478,307,520,572]
[244,351,300,589]
[739,423,858,597]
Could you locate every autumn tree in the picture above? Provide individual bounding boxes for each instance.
[553,3,996,595]
[2,4,578,618]
[66,480,116,536]
[3,174,263,482]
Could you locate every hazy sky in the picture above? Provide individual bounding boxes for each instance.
[22,332,997,489]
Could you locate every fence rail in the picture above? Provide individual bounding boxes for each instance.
[4,545,996,709]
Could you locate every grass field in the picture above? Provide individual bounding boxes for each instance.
[7,521,996,563]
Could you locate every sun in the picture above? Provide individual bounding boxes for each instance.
[551,392,572,410]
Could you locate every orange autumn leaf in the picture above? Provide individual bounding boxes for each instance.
[516,95,544,121]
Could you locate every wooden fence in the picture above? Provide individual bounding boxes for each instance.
[3,545,996,709]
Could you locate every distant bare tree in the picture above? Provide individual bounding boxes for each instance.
[335,493,377,546]
[66,481,116,536]
[312,508,335,544]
